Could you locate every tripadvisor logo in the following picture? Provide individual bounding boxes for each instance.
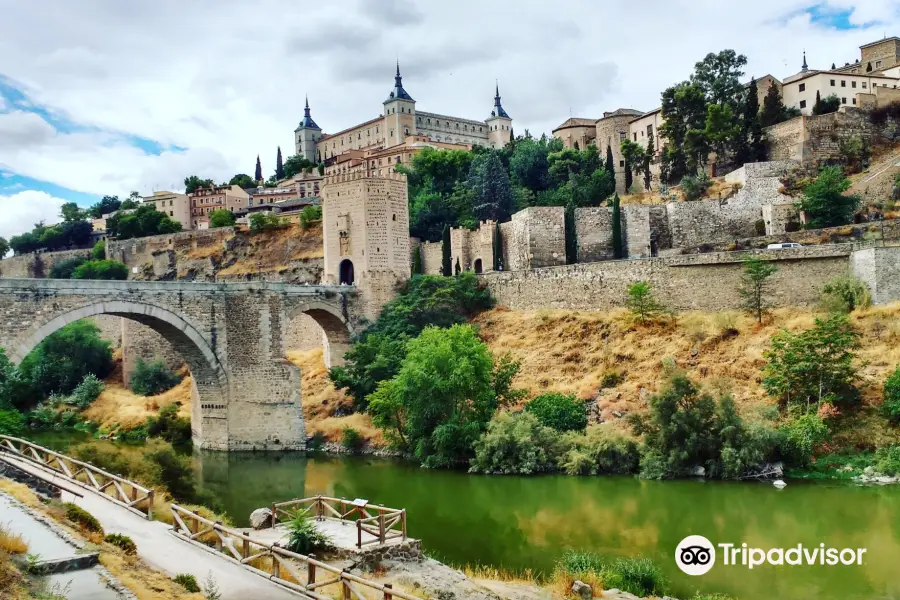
[675,536,867,575]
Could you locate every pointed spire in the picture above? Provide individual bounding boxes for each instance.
[491,81,510,119]
[296,95,320,130]
[802,51,808,72]
[385,61,414,102]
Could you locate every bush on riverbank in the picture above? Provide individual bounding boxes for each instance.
[130,359,181,397]
[553,551,669,598]
[524,393,587,432]
[146,402,191,445]
[470,411,564,475]
[562,426,640,476]
[885,367,900,423]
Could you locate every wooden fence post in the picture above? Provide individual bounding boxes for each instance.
[384,582,393,600]
[342,579,351,600]
[215,522,222,551]
[242,538,250,559]
[307,554,316,587]
[272,553,280,579]
[357,521,362,549]
[147,490,154,521]
[271,502,277,529]
[378,513,386,544]
[401,509,407,539]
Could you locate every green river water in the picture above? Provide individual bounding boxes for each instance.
[27,434,900,600]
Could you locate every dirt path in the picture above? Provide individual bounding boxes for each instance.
[2,454,300,600]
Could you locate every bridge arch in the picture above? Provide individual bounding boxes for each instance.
[9,300,229,443]
[287,300,355,368]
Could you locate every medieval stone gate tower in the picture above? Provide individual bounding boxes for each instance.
[321,172,411,320]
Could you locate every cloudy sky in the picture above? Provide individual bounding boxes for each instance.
[0,0,897,238]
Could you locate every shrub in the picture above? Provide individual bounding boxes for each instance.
[524,393,587,432]
[763,314,861,408]
[92,240,106,260]
[779,411,829,467]
[341,427,364,453]
[299,205,322,230]
[0,410,24,436]
[249,212,284,232]
[470,411,565,475]
[798,166,860,229]
[285,513,331,555]
[65,503,103,534]
[875,445,900,476]
[104,533,137,555]
[600,371,623,389]
[681,173,711,201]
[820,276,872,314]
[556,551,668,598]
[626,281,665,325]
[174,573,201,593]
[714,312,740,338]
[49,257,87,279]
[307,431,326,451]
[129,359,180,396]
[66,374,104,410]
[146,448,198,504]
[562,426,640,475]
[208,209,235,228]
[146,402,192,445]
[72,259,129,280]
[885,367,900,424]
[754,219,766,236]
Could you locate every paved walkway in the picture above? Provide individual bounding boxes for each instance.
[2,454,300,600]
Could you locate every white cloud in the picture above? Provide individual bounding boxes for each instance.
[0,0,897,199]
[0,190,68,240]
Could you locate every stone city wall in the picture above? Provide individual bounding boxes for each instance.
[450,221,495,273]
[106,227,235,277]
[420,241,443,275]
[766,110,900,165]
[574,207,614,263]
[482,245,855,313]
[0,248,93,279]
[852,246,900,305]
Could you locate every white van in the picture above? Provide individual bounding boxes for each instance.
[767,242,803,249]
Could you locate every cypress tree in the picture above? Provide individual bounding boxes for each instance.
[605,144,615,180]
[412,245,423,274]
[813,90,823,115]
[255,155,262,182]
[624,160,633,191]
[611,193,623,259]
[760,82,789,128]
[644,134,653,191]
[493,222,503,271]
[455,257,461,275]
[441,225,452,276]
[743,78,765,162]
[564,203,578,264]
[275,147,284,180]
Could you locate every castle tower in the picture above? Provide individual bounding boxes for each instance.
[321,172,411,319]
[294,96,322,162]
[486,83,513,148]
[383,62,416,148]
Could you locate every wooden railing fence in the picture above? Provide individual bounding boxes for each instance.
[171,505,418,600]
[0,434,154,519]
[271,496,407,548]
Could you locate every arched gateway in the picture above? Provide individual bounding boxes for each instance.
[0,279,359,451]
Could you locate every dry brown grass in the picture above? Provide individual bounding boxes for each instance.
[473,303,900,436]
[99,546,205,600]
[286,349,384,446]
[84,372,192,432]
[0,481,40,508]
[215,224,324,277]
[0,525,27,555]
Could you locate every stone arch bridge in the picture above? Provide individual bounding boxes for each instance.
[0,279,362,451]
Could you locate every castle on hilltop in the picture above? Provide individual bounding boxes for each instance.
[294,64,513,176]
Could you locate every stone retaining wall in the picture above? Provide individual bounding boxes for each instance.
[0,248,93,279]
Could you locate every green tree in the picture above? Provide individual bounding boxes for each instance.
[763,314,861,409]
[209,209,235,228]
[88,196,121,219]
[744,79,766,163]
[255,155,262,182]
[738,258,778,323]
[564,202,577,264]
[760,81,791,127]
[275,146,285,180]
[282,155,316,179]
[813,94,841,116]
[508,134,557,193]
[470,411,565,475]
[412,245,423,274]
[184,176,215,194]
[441,225,452,276]
[797,166,860,229]
[367,324,497,467]
[72,259,129,280]
[0,237,8,259]
[605,144,615,181]
[620,139,646,191]
[691,49,748,108]
[18,320,114,405]
[525,393,587,432]
[60,202,86,223]
[660,82,708,181]
[611,193,623,259]
[627,281,664,325]
[455,257,461,275]
[107,204,181,239]
[643,133,654,190]
[249,212,282,232]
[884,366,900,423]
[92,240,105,260]
[228,173,256,189]
[130,359,180,396]
[49,257,88,279]
[470,151,514,222]
[9,232,40,255]
[299,205,322,231]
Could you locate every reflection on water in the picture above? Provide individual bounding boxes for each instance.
[193,451,900,600]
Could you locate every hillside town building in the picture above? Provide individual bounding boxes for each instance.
[188,185,249,230]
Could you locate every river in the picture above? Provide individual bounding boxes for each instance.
[25,434,900,600]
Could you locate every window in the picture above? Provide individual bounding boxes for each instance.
[619,132,626,141]
[633,133,637,141]
[799,83,806,92]
[852,81,857,88]
[841,80,846,87]
[619,160,625,167]
[853,98,857,105]
[863,82,868,88]
[877,60,883,68]
[842,97,847,104]
[831,79,836,86]
[800,100,807,109]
